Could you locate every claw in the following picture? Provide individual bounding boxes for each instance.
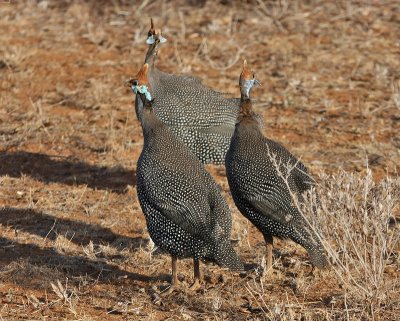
[189,278,201,292]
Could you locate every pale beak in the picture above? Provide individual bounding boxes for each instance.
[125,79,132,87]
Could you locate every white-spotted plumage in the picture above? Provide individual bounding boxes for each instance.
[130,65,244,279]
[135,21,239,165]
[225,60,328,268]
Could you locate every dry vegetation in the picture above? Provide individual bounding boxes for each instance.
[0,0,399,320]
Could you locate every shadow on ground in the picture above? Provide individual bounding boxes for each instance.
[0,208,170,289]
[0,236,169,289]
[0,151,135,193]
[0,207,146,250]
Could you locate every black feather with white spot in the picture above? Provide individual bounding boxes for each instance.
[136,92,243,272]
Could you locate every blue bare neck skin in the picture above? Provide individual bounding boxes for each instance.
[132,85,152,101]
[132,84,153,123]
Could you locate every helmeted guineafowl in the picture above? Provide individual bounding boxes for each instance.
[128,63,243,294]
[225,60,328,271]
[134,19,240,165]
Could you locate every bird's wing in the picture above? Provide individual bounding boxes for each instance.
[264,139,315,195]
[142,169,211,237]
[291,162,315,194]
[241,179,299,225]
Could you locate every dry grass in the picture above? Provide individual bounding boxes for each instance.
[316,171,399,307]
[244,166,400,320]
[0,0,399,320]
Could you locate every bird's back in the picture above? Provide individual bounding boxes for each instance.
[138,68,240,164]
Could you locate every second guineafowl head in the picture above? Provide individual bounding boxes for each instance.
[144,18,167,66]
[225,60,328,271]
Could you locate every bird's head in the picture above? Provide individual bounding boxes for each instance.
[146,18,167,46]
[239,59,260,99]
[126,63,154,122]
[126,63,152,103]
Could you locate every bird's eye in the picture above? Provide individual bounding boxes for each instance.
[132,80,138,86]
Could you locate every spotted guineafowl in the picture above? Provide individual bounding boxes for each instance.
[225,60,328,271]
[134,19,240,165]
[128,64,243,294]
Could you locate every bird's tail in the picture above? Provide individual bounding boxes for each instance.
[292,225,329,269]
[211,237,244,272]
[307,246,329,268]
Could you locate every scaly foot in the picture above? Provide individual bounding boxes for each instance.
[188,278,201,292]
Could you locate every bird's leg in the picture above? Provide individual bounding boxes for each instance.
[264,235,273,273]
[161,256,178,296]
[189,258,202,291]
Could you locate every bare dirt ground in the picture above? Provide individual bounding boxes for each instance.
[0,1,399,320]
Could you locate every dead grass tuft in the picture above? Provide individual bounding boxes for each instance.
[312,170,400,312]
